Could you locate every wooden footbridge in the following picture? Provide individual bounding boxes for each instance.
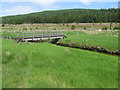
[16,30,65,43]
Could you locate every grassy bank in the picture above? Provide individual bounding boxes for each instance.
[2,39,118,88]
[1,32,21,37]
[59,31,119,52]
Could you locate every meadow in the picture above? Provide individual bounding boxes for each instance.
[1,23,119,88]
[1,23,119,32]
[59,31,119,52]
[2,39,118,88]
[2,23,119,53]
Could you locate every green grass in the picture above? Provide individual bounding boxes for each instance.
[2,39,118,88]
[1,28,15,30]
[59,31,119,51]
[1,28,16,32]
[2,32,21,37]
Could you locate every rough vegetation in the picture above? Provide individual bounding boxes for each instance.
[1,22,119,88]
[58,31,119,53]
[2,39,118,88]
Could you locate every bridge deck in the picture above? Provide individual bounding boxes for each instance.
[21,35,65,42]
[16,30,65,43]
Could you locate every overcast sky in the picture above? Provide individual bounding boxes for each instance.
[0,0,119,16]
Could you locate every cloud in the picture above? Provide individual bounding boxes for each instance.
[80,0,91,5]
[79,0,118,5]
[1,4,60,16]
[1,0,119,16]
[1,0,119,6]
[2,0,57,7]
[2,6,39,16]
[41,5,61,11]
[2,0,119,2]
[34,0,57,7]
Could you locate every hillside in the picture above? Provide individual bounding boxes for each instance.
[1,8,119,24]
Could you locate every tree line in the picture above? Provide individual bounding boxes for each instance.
[1,8,119,24]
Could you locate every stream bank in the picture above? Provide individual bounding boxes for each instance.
[51,38,120,56]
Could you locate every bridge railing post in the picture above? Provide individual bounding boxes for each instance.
[41,30,43,40]
[62,30,64,35]
[22,31,24,41]
[56,30,58,37]
[50,30,51,39]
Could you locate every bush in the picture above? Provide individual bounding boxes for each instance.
[102,27,108,30]
[84,27,86,30]
[71,25,76,30]
[113,27,120,30]
[2,24,5,27]
[23,28,27,30]
[110,23,112,29]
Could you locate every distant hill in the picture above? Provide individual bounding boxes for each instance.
[1,8,119,24]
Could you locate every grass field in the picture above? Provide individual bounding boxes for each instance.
[1,32,21,37]
[2,39,118,88]
[59,31,119,51]
[1,23,119,88]
[1,23,119,32]
[2,29,119,52]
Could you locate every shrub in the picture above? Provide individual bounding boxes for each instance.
[102,27,108,30]
[110,23,112,29]
[23,28,27,30]
[30,27,32,30]
[84,27,86,30]
[113,27,120,30]
[71,25,76,30]
[2,24,5,27]
[66,24,69,26]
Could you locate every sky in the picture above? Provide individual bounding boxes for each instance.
[0,0,119,16]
